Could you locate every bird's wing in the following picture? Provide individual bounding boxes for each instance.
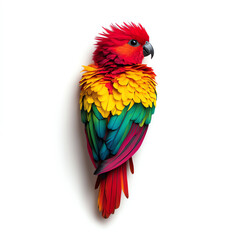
[81,102,155,174]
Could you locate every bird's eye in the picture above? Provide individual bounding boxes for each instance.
[128,39,140,47]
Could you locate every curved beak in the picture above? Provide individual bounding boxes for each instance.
[143,41,154,58]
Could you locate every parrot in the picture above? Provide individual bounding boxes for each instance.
[79,23,156,218]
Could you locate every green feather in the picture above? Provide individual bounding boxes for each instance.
[86,123,99,161]
[139,115,147,127]
[92,112,107,138]
[81,109,87,123]
[135,107,146,124]
[131,104,143,121]
[92,104,104,120]
[139,108,153,126]
[145,109,152,125]
[88,113,98,155]
[151,105,155,114]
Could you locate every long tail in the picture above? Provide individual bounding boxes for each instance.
[95,158,134,218]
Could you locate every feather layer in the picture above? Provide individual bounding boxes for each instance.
[79,64,157,118]
[80,64,157,218]
[96,160,133,218]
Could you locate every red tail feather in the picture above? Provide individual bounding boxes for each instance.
[129,157,134,174]
[95,158,134,218]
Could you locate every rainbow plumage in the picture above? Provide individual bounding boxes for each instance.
[79,23,157,218]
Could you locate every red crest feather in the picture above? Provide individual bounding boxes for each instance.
[96,22,149,46]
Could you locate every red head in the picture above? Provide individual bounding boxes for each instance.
[93,23,154,67]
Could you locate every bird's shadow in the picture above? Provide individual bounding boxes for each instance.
[68,74,108,223]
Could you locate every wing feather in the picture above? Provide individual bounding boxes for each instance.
[82,103,154,169]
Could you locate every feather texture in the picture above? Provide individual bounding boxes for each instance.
[80,63,156,217]
[79,24,157,218]
[80,64,156,118]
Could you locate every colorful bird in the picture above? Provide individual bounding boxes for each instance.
[79,23,156,218]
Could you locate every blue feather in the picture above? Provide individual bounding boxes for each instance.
[99,142,110,160]
[111,121,133,155]
[107,107,127,130]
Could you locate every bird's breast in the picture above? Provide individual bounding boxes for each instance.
[79,64,157,118]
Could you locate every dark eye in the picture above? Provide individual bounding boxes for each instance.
[128,39,140,47]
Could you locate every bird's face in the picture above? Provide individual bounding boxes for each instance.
[93,23,154,66]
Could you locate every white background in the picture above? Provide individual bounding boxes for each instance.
[1,0,240,239]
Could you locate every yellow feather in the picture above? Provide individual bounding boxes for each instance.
[98,107,109,118]
[83,98,88,111]
[128,100,134,110]
[127,73,141,81]
[133,94,141,103]
[86,96,94,104]
[79,95,83,105]
[87,88,92,95]
[94,98,101,107]
[113,82,119,89]
[98,86,108,95]
[116,85,126,94]
[107,94,115,111]
[87,103,92,113]
[126,90,134,99]
[111,107,117,115]
[135,92,147,102]
[91,84,103,92]
[112,89,122,100]
[82,65,97,72]
[118,77,129,86]
[123,99,131,106]
[127,84,135,92]
[136,86,144,93]
[116,100,125,110]
[101,94,110,111]
[98,92,109,102]
[115,110,122,115]
[122,91,128,102]
[142,101,149,108]
[149,91,156,98]
[129,80,138,88]
[79,64,157,116]
[144,92,150,100]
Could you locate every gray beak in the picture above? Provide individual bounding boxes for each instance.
[143,41,154,58]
